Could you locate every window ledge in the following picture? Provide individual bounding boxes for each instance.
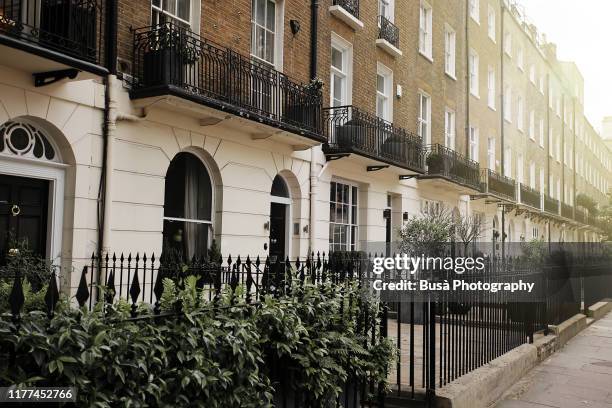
[488,105,496,112]
[376,39,402,58]
[329,5,364,31]
[419,51,433,63]
[470,91,480,99]
[445,72,457,81]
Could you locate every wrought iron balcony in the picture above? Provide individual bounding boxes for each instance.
[423,144,481,191]
[332,0,359,19]
[0,0,103,64]
[378,15,399,48]
[574,207,587,224]
[543,194,559,215]
[482,169,516,201]
[519,184,541,209]
[131,23,324,142]
[561,202,573,220]
[322,105,424,172]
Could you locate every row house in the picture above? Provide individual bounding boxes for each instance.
[0,0,610,294]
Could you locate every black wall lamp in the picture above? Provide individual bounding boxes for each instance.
[290,20,301,35]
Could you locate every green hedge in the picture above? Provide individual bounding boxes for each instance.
[0,277,394,407]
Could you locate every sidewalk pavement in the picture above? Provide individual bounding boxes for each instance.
[495,312,612,408]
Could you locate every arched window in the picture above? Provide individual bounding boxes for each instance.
[163,152,212,260]
[271,175,289,199]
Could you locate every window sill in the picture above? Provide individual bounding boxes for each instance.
[329,6,364,31]
[376,39,402,58]
[470,92,480,99]
[489,36,496,43]
[504,118,512,124]
[419,51,433,63]
[445,72,457,81]
[488,105,496,112]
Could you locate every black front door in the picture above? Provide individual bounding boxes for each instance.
[0,174,49,264]
[269,202,286,262]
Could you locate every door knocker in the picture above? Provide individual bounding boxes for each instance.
[11,204,20,217]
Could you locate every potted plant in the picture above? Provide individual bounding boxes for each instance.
[143,26,199,86]
[426,152,445,174]
[284,77,323,131]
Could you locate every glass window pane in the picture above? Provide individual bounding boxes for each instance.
[333,75,343,104]
[377,74,385,93]
[254,26,266,59]
[330,203,336,222]
[266,0,276,31]
[331,47,343,70]
[265,30,275,63]
[163,0,176,15]
[255,0,265,25]
[177,0,189,21]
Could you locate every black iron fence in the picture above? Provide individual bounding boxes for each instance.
[0,0,104,64]
[323,105,424,172]
[378,16,399,48]
[574,207,587,224]
[483,169,516,201]
[424,144,481,191]
[561,202,573,220]
[5,249,611,406]
[544,194,559,215]
[333,0,359,19]
[131,23,323,141]
[519,184,541,209]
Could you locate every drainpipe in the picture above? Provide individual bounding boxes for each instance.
[308,0,319,254]
[500,1,506,260]
[464,0,470,159]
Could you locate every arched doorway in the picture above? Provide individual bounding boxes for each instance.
[0,119,66,264]
[163,152,213,260]
[269,175,290,261]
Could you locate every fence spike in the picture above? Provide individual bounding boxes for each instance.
[9,272,24,320]
[44,271,60,318]
[76,266,90,307]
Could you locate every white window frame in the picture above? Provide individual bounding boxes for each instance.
[487,66,495,109]
[419,1,433,60]
[329,180,359,252]
[504,86,512,122]
[504,31,512,56]
[469,49,479,97]
[487,137,495,170]
[529,65,536,84]
[517,46,524,71]
[250,0,285,69]
[529,162,536,188]
[444,24,456,78]
[539,118,545,147]
[378,0,394,22]
[539,168,545,194]
[529,110,535,140]
[152,0,192,26]
[504,147,512,177]
[376,62,393,122]
[469,126,479,162]
[330,33,353,107]
[487,5,495,41]
[517,154,524,184]
[548,129,554,157]
[469,0,480,23]
[418,91,431,145]
[516,95,523,131]
[445,108,456,150]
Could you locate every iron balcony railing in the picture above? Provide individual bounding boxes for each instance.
[519,184,541,209]
[424,144,481,190]
[574,207,587,224]
[482,169,516,201]
[543,194,559,215]
[332,0,359,19]
[131,23,324,141]
[561,202,573,220]
[0,0,103,64]
[378,15,399,48]
[322,105,424,172]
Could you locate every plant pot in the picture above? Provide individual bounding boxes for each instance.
[143,48,184,86]
[426,153,444,174]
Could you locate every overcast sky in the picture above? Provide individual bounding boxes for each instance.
[518,0,612,133]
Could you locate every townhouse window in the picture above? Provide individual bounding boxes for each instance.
[422,199,441,215]
[487,137,495,170]
[563,142,568,165]
[487,5,495,41]
[539,168,545,194]
[556,95,561,116]
[330,36,352,107]
[569,147,573,169]
[487,66,495,109]
[152,0,190,26]
[517,47,524,71]
[529,111,535,140]
[504,147,512,177]
[503,86,512,122]
[469,50,479,97]
[549,174,553,195]
[549,85,554,108]
[539,119,544,147]
[444,108,455,150]
[516,95,523,131]
[556,139,560,162]
[163,153,213,260]
[548,129,553,157]
[469,0,479,23]
[376,63,393,122]
[251,0,278,65]
[418,93,431,144]
[529,65,536,84]
[504,32,512,56]
[419,1,433,59]
[469,127,479,162]
[529,162,536,188]
[444,25,456,77]
[539,75,545,93]
[329,181,358,252]
[532,226,539,239]
[379,0,393,20]
[517,154,524,184]
[556,179,561,200]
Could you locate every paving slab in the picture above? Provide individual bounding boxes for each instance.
[495,311,612,408]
